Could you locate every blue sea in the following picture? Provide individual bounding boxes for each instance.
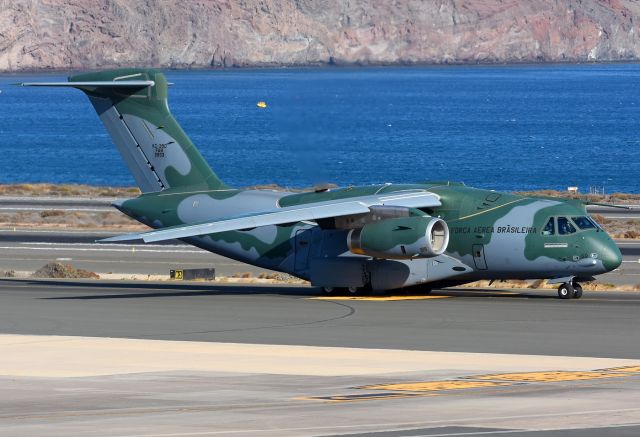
[0,64,639,193]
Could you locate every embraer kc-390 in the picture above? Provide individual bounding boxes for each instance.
[21,69,623,299]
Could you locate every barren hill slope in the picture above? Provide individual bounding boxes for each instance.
[2,0,640,71]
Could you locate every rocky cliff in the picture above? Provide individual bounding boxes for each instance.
[2,0,640,71]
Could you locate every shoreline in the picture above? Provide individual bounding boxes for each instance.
[2,60,640,75]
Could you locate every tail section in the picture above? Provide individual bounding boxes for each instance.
[25,68,226,192]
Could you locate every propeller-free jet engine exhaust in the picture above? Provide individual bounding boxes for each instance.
[347,216,449,259]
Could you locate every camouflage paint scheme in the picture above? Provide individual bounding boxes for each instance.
[29,69,623,292]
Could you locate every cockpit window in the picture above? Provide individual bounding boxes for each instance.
[542,218,555,235]
[571,216,596,230]
[558,217,576,235]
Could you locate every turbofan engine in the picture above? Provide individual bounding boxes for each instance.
[347,216,449,259]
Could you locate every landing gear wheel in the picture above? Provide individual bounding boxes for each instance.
[572,283,583,299]
[558,283,574,299]
[345,286,372,296]
[320,286,336,295]
[346,286,359,295]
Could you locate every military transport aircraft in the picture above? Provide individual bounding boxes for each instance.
[22,69,622,299]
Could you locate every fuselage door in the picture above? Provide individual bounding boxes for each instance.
[472,244,488,270]
[294,229,311,272]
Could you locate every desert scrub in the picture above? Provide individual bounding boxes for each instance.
[32,262,100,279]
[0,183,140,197]
[40,209,65,218]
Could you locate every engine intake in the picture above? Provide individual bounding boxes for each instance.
[347,216,449,259]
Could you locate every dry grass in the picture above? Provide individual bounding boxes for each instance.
[461,279,640,292]
[232,272,253,278]
[590,214,640,239]
[515,189,640,204]
[0,210,148,231]
[0,183,141,197]
[31,262,100,279]
[0,183,636,200]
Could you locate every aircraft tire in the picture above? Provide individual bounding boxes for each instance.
[320,286,336,295]
[345,286,372,296]
[558,283,574,299]
[572,284,583,299]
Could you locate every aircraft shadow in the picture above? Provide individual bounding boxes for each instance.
[0,279,560,301]
[0,278,314,299]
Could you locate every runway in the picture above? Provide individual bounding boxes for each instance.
[1,279,640,436]
[2,279,640,356]
[0,230,270,277]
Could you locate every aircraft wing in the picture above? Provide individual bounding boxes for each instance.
[100,190,441,243]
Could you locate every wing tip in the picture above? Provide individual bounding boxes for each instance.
[97,234,144,243]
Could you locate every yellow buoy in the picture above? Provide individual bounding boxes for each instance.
[256,101,267,108]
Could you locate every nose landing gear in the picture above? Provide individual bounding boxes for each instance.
[558,281,583,299]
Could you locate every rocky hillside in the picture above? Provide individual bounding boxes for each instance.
[2,0,640,71]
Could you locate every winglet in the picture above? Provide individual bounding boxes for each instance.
[98,233,147,243]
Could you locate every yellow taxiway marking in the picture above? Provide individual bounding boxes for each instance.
[472,371,629,383]
[360,380,511,392]
[310,295,451,301]
[299,366,640,404]
[601,366,640,373]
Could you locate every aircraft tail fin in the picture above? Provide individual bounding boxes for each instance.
[21,69,226,193]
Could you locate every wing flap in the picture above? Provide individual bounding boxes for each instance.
[101,190,441,243]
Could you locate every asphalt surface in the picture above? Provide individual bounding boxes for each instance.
[322,426,640,437]
[0,230,271,277]
[0,196,116,212]
[587,204,640,218]
[1,279,640,358]
[1,279,640,436]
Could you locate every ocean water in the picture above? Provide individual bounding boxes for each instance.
[0,64,639,193]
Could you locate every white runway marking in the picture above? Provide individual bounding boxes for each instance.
[0,228,122,234]
[0,245,204,254]
[0,207,111,212]
[21,241,196,249]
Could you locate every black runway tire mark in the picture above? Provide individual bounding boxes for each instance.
[160,298,356,336]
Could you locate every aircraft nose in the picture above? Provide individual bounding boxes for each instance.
[600,240,623,272]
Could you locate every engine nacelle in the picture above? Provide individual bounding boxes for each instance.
[347,216,449,259]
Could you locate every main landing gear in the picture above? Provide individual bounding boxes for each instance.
[320,285,372,296]
[557,281,583,300]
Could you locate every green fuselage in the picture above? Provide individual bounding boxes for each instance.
[116,181,622,289]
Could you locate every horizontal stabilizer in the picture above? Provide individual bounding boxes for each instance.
[100,190,441,243]
[18,81,155,88]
